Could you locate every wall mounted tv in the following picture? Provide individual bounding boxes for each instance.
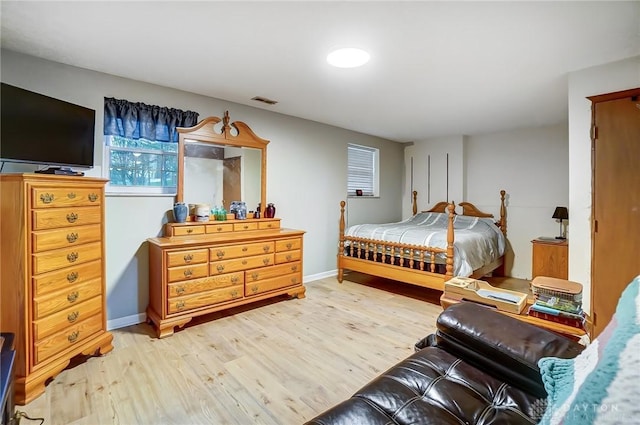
[1,83,96,169]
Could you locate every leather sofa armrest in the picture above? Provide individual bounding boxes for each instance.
[435,302,584,397]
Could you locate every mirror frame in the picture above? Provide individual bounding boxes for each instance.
[175,111,269,211]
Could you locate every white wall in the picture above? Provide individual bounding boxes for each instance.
[1,49,404,327]
[567,55,640,314]
[465,124,569,278]
[404,124,568,279]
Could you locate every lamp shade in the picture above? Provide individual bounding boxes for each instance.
[552,206,568,220]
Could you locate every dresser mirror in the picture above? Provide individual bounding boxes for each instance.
[176,112,269,214]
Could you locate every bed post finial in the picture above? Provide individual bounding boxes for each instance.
[412,191,418,215]
[499,190,507,235]
[338,200,346,283]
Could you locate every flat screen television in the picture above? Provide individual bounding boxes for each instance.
[1,83,95,168]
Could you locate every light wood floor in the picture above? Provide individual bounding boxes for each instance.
[18,276,448,425]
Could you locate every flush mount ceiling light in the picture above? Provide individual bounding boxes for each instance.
[327,47,370,68]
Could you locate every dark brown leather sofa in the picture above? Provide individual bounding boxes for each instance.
[305,302,584,425]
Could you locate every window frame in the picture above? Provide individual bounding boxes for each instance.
[347,143,379,197]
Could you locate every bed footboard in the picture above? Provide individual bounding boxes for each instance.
[337,200,455,285]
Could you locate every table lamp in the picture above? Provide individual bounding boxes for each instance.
[552,206,568,239]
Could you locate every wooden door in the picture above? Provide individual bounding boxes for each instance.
[590,88,640,337]
[223,156,241,211]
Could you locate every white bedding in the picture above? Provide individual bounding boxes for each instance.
[345,212,506,277]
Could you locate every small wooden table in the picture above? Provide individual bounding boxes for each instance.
[440,294,589,343]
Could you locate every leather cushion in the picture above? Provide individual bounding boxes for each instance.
[305,346,541,425]
[434,303,583,397]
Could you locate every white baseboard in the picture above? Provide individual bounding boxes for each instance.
[107,313,146,330]
[304,269,337,283]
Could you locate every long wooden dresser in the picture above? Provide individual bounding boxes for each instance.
[147,218,305,338]
[0,174,113,405]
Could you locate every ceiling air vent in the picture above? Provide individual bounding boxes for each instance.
[251,96,278,106]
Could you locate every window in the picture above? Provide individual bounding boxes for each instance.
[103,97,198,195]
[105,136,178,194]
[347,143,379,196]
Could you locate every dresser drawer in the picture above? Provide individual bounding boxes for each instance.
[205,223,234,234]
[32,241,102,275]
[33,278,102,319]
[172,225,205,236]
[233,222,259,232]
[33,295,103,340]
[275,249,301,264]
[258,220,280,230]
[245,272,302,297]
[209,241,274,261]
[166,263,209,284]
[168,272,243,297]
[34,313,103,364]
[167,284,243,315]
[246,262,301,283]
[32,224,101,253]
[276,238,302,252]
[166,249,208,267]
[32,206,102,230]
[210,254,274,275]
[31,187,103,208]
[33,259,102,296]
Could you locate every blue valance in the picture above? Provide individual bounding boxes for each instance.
[103,97,199,142]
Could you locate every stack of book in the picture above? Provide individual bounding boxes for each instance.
[529,277,585,329]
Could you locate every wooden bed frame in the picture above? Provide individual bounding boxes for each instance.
[337,190,507,292]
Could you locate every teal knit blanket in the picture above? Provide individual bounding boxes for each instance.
[537,275,640,424]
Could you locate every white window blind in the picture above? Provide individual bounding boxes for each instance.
[347,143,379,196]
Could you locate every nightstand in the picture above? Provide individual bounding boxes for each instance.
[532,238,568,280]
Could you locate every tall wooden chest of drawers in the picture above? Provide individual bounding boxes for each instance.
[147,220,305,338]
[0,174,113,405]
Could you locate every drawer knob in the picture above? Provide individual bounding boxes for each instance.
[231,290,239,298]
[291,277,297,284]
[88,193,98,202]
[176,286,185,295]
[66,233,79,243]
[40,193,54,204]
[216,265,225,273]
[183,269,193,278]
[267,224,273,228]
[291,265,298,272]
[176,301,186,311]
[66,212,79,223]
[286,243,293,249]
[243,225,249,230]
[242,260,247,265]
[242,247,248,252]
[67,252,79,263]
[216,250,225,259]
[286,254,292,261]
[67,272,79,283]
[67,192,76,199]
[68,331,80,343]
[263,258,270,266]
[183,254,193,263]
[67,291,79,303]
[231,276,239,283]
[186,228,193,234]
[67,311,79,323]
[263,245,271,253]
[251,272,259,281]
[216,227,223,232]
[251,285,258,294]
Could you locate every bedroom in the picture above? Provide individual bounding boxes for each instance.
[0,1,638,423]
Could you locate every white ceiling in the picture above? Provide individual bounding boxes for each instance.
[1,1,638,142]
